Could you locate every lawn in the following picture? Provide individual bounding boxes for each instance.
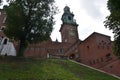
[0,57,119,80]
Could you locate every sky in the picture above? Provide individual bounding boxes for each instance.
[51,0,114,42]
[1,0,114,42]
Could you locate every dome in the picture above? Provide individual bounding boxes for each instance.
[64,6,70,13]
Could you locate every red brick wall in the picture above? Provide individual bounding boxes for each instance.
[78,33,115,67]
[24,40,71,58]
[100,60,120,76]
[60,24,79,44]
[78,32,120,76]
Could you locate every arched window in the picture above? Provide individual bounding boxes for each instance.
[3,38,8,44]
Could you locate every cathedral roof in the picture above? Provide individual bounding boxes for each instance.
[82,32,111,42]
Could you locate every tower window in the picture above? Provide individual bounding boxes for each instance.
[68,16,71,20]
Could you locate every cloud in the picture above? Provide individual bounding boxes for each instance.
[79,0,107,20]
[52,0,113,42]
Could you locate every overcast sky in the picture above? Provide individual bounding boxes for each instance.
[51,0,114,41]
[1,0,114,42]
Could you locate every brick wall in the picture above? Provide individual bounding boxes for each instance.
[78,32,120,76]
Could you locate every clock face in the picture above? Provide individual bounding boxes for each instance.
[69,30,75,36]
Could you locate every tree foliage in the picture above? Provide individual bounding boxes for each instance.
[0,0,2,5]
[104,0,120,58]
[3,0,57,56]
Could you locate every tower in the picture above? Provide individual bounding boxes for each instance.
[60,6,79,43]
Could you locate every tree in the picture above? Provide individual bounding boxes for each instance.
[0,0,2,5]
[3,0,57,56]
[104,0,120,58]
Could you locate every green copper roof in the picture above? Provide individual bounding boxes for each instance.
[61,6,78,26]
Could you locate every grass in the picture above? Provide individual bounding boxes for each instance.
[0,57,119,80]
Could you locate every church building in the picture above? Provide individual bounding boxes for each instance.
[0,6,120,76]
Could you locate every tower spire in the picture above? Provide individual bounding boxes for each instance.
[61,6,78,26]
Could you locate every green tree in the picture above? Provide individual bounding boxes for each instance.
[104,0,120,58]
[4,0,57,56]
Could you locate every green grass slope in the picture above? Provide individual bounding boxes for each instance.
[0,57,119,80]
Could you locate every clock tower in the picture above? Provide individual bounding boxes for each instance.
[60,6,79,44]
